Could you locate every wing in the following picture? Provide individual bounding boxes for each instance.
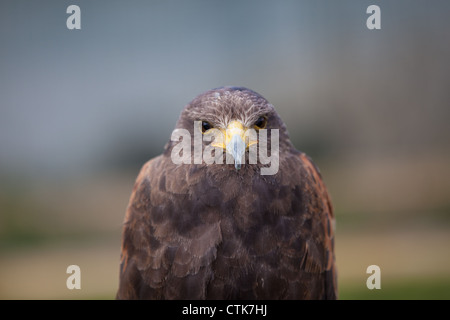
[292,152,337,299]
[116,156,222,299]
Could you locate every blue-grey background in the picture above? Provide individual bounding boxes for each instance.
[1,1,449,299]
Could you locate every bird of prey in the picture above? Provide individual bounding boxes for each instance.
[116,86,337,299]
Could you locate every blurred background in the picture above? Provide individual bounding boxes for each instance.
[1,0,449,299]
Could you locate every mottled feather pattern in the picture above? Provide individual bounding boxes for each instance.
[117,87,337,299]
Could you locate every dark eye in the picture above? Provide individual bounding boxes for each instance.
[201,121,212,133]
[254,116,267,129]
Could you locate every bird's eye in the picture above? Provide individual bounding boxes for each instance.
[254,116,267,129]
[201,121,213,133]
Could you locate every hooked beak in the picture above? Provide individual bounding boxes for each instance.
[210,120,257,170]
[226,132,246,170]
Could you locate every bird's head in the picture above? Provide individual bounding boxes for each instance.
[170,86,292,172]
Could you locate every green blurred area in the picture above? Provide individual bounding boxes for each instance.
[341,278,450,300]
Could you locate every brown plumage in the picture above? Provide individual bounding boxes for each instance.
[116,86,337,299]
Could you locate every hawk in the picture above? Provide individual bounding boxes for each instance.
[116,86,337,299]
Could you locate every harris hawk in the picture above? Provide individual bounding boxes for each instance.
[116,86,337,299]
